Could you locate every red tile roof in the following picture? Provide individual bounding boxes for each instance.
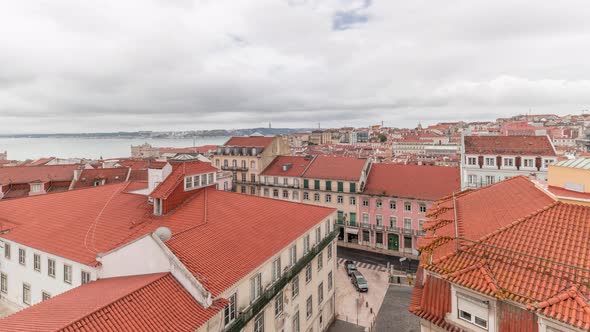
[362,164,460,201]
[0,165,80,185]
[302,156,367,181]
[0,273,225,332]
[261,156,314,177]
[0,182,334,297]
[27,157,56,166]
[425,202,590,331]
[547,185,590,200]
[464,135,556,156]
[73,167,130,189]
[150,161,217,199]
[421,176,554,262]
[223,136,275,147]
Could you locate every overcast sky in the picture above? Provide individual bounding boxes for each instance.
[1,0,590,134]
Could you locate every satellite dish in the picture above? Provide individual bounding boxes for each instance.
[154,227,172,242]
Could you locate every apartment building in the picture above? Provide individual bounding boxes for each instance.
[0,160,336,332]
[412,177,590,332]
[259,155,315,202]
[461,135,557,189]
[0,164,81,200]
[212,135,290,196]
[353,164,459,259]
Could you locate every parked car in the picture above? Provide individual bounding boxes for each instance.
[351,271,369,292]
[345,260,357,276]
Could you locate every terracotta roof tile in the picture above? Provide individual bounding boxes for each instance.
[150,161,217,199]
[73,168,130,189]
[302,155,367,181]
[0,165,80,185]
[464,135,556,156]
[363,164,460,200]
[261,156,314,177]
[0,273,225,332]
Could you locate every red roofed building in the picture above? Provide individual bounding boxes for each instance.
[0,164,81,200]
[212,135,290,196]
[408,177,590,331]
[0,159,337,332]
[259,155,315,202]
[353,165,460,258]
[72,167,130,189]
[462,135,557,189]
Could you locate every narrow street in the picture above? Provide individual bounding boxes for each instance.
[337,246,419,273]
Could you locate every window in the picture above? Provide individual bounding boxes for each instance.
[389,200,397,210]
[283,190,289,199]
[314,180,320,190]
[240,173,246,182]
[316,227,321,244]
[362,230,370,242]
[485,157,495,166]
[22,283,31,305]
[251,273,262,302]
[250,186,256,195]
[404,202,412,212]
[303,179,309,189]
[283,177,288,186]
[185,176,193,189]
[503,158,514,167]
[314,193,320,201]
[376,199,383,208]
[224,160,228,167]
[362,213,369,224]
[64,264,72,284]
[250,160,256,169]
[325,181,332,191]
[404,218,412,232]
[306,295,313,319]
[263,188,269,197]
[457,295,489,330]
[350,196,356,205]
[327,244,332,260]
[376,215,383,227]
[419,204,427,213]
[41,291,50,301]
[304,234,310,254]
[0,273,7,294]
[524,158,534,167]
[292,275,299,299]
[254,312,264,332]
[305,263,312,283]
[293,191,299,200]
[376,232,383,244]
[81,271,91,285]
[485,175,495,185]
[273,189,279,198]
[250,174,256,183]
[337,182,344,192]
[19,248,26,266]
[467,157,477,165]
[404,236,412,249]
[337,195,343,204]
[273,177,279,185]
[34,253,41,272]
[419,220,424,233]
[290,245,297,266]
[318,282,324,304]
[303,192,309,200]
[349,182,356,193]
[468,175,478,184]
[48,258,55,278]
[293,311,300,332]
[275,291,284,317]
[389,216,397,228]
[224,293,237,326]
[194,175,201,187]
[328,271,333,290]
[30,183,42,193]
[240,186,246,193]
[317,252,323,271]
[208,173,214,184]
[362,199,369,207]
[4,243,10,260]
[272,257,281,282]
[215,159,220,167]
[544,159,553,168]
[325,194,332,203]
[325,219,331,235]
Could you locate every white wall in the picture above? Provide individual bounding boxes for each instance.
[98,235,169,279]
[0,239,97,307]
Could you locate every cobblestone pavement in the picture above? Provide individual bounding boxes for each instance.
[327,319,365,332]
[373,285,420,332]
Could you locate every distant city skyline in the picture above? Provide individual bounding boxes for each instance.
[2,1,590,134]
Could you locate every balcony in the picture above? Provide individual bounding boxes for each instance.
[221,165,248,172]
[361,222,371,228]
[403,228,412,235]
[348,221,358,228]
[224,230,337,332]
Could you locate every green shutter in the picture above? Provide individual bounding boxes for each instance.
[337,211,344,224]
[350,212,357,224]
[304,179,309,189]
[349,183,356,193]
[326,181,332,191]
[314,180,320,190]
[337,182,343,192]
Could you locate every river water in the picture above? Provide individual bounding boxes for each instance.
[0,137,229,160]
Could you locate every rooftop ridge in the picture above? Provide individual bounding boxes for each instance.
[57,273,170,331]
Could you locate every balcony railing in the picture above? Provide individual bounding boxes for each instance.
[348,221,358,227]
[361,222,370,228]
[403,228,412,235]
[224,230,337,332]
[221,165,248,171]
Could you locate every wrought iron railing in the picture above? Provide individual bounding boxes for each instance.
[224,230,337,332]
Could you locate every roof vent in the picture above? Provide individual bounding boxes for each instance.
[282,163,292,172]
[154,227,172,242]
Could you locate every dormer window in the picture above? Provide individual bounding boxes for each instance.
[185,176,194,189]
[30,183,42,193]
[208,173,214,184]
[194,175,201,187]
[201,174,208,186]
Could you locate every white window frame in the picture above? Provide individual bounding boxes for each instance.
[48,258,56,278]
[34,253,41,272]
[64,264,72,284]
[18,248,26,266]
[274,291,284,317]
[250,273,262,302]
